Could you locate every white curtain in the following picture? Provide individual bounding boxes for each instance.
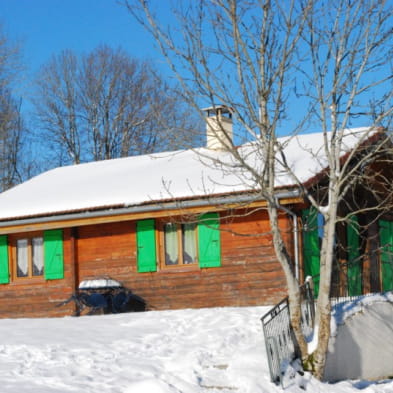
[17,239,28,277]
[32,237,44,276]
[182,223,197,264]
[164,223,179,265]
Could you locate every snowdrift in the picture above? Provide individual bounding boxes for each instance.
[325,294,393,381]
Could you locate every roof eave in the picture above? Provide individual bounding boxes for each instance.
[0,188,302,230]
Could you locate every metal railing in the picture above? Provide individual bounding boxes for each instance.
[261,297,297,384]
[261,281,314,385]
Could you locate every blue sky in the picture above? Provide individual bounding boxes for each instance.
[1,0,389,136]
[1,0,170,84]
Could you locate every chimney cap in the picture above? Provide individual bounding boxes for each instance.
[202,105,234,118]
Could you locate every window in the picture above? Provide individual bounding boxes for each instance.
[13,234,44,279]
[162,222,198,266]
[0,229,64,284]
[136,213,221,272]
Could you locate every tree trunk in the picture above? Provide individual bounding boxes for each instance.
[288,276,308,360]
[312,203,337,379]
[313,298,331,380]
[267,202,308,358]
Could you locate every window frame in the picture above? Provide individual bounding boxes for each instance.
[9,231,45,281]
[158,220,199,270]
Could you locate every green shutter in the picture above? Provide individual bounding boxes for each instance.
[347,216,362,296]
[379,220,393,292]
[0,235,9,284]
[198,212,221,268]
[44,229,64,280]
[136,219,157,272]
[302,207,320,296]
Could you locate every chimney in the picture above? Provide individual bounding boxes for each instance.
[203,105,233,150]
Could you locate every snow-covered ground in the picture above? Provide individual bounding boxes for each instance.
[0,306,392,393]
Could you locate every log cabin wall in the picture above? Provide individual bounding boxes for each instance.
[0,228,76,318]
[76,209,291,311]
[0,208,292,318]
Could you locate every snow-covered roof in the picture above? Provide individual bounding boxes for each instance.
[0,127,377,222]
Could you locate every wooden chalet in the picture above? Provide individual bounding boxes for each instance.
[0,107,391,318]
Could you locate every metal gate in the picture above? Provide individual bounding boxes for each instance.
[261,281,315,384]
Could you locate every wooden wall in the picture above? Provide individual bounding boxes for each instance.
[0,228,76,318]
[76,209,291,311]
[0,208,293,318]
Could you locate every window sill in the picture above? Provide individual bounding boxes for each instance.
[158,264,200,274]
[8,277,46,285]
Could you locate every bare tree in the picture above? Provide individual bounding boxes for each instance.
[34,50,83,164]
[0,24,21,91]
[0,91,25,190]
[128,0,393,379]
[0,25,26,190]
[34,45,203,165]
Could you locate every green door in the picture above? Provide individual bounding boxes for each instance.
[379,220,393,291]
